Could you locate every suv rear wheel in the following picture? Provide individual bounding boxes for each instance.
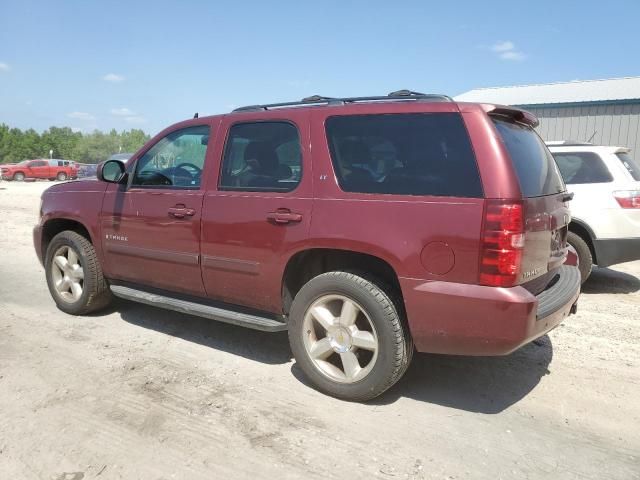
[45,231,112,315]
[567,231,593,284]
[56,172,68,181]
[288,271,412,401]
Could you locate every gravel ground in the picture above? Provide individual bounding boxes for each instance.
[1,180,639,480]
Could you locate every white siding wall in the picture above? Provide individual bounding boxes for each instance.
[527,103,640,155]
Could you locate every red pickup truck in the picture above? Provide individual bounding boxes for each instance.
[1,159,78,181]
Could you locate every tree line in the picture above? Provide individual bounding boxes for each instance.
[0,124,150,164]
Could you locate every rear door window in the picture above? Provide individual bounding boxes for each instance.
[219,122,302,192]
[325,113,483,197]
[552,152,613,184]
[616,151,640,181]
[491,117,565,197]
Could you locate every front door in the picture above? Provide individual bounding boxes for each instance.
[28,160,49,178]
[200,116,313,313]
[101,125,212,296]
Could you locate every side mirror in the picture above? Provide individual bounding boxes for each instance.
[97,159,127,183]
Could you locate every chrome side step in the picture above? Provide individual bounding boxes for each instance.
[110,285,287,332]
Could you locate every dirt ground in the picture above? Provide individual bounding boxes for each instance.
[0,180,638,480]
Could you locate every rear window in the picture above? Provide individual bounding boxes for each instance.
[325,113,483,197]
[552,152,613,184]
[616,151,640,181]
[492,117,565,197]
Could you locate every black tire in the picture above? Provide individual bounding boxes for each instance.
[56,172,68,181]
[567,231,592,284]
[288,271,413,402]
[45,230,112,315]
[13,172,25,181]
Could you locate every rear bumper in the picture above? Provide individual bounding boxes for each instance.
[594,237,640,268]
[401,265,580,356]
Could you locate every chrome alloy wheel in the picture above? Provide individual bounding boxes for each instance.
[302,294,379,383]
[50,245,84,303]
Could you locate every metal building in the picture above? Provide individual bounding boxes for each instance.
[455,77,640,154]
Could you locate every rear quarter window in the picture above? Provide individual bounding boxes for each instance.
[552,152,613,184]
[616,151,640,181]
[491,117,565,197]
[325,113,483,197]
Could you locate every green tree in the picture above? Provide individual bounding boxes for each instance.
[0,124,151,164]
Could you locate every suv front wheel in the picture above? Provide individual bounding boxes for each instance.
[288,271,413,401]
[45,230,112,315]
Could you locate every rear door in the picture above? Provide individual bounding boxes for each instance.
[200,113,313,313]
[491,117,570,291]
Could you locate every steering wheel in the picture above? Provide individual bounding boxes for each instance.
[175,162,202,175]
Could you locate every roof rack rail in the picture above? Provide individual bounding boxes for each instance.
[232,90,452,112]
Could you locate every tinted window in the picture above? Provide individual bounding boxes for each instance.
[31,160,47,167]
[492,117,565,197]
[552,152,613,184]
[616,151,640,181]
[325,113,482,197]
[219,122,301,192]
[132,125,209,188]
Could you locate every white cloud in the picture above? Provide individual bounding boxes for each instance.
[123,116,147,124]
[110,107,135,116]
[491,41,526,61]
[499,50,526,61]
[0,62,10,72]
[102,73,125,83]
[67,111,96,121]
[491,41,515,53]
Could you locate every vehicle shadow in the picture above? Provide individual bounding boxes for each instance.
[370,335,554,413]
[582,266,640,294]
[114,299,292,365]
[112,297,553,413]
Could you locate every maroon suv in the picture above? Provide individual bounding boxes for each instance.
[34,91,580,401]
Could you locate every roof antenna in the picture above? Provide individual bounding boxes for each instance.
[193,112,199,119]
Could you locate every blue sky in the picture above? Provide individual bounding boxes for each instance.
[1,0,639,135]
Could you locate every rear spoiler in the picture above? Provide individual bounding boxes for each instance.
[480,104,539,128]
[614,147,631,154]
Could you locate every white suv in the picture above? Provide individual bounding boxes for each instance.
[547,141,640,282]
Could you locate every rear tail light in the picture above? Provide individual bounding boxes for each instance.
[613,190,640,209]
[479,200,525,287]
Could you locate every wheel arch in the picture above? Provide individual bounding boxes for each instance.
[41,218,94,261]
[281,247,404,316]
[568,218,597,264]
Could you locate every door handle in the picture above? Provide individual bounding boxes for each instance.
[168,204,196,219]
[267,209,303,224]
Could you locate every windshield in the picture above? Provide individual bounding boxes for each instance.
[17,160,30,165]
[492,116,565,197]
[616,151,640,181]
